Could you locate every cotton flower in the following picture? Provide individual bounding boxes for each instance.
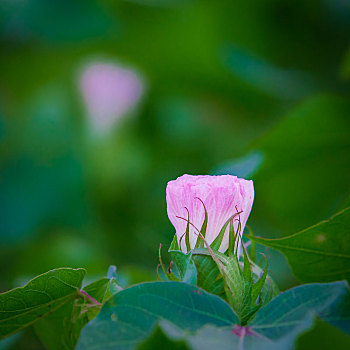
[166,174,254,255]
[79,61,144,133]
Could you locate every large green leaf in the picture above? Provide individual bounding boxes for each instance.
[247,208,350,283]
[33,277,120,350]
[145,281,349,350]
[155,320,311,350]
[0,268,85,340]
[76,281,348,350]
[318,285,350,335]
[251,282,348,338]
[76,281,238,350]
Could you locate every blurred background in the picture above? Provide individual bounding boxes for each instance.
[0,0,349,348]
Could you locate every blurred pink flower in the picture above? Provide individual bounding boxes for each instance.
[166,174,254,254]
[79,61,144,132]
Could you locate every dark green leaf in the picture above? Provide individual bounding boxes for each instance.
[76,281,238,350]
[247,208,350,283]
[76,280,348,350]
[318,285,350,335]
[163,282,349,350]
[252,281,348,338]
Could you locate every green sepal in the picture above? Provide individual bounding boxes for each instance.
[169,233,180,251]
[168,235,197,285]
[184,208,191,252]
[182,258,197,285]
[242,241,252,283]
[159,244,180,282]
[251,254,268,306]
[246,226,256,263]
[211,212,241,251]
[192,249,226,298]
[227,220,236,257]
[167,272,181,282]
[195,198,208,249]
[192,246,277,325]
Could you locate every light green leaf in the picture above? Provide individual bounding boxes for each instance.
[0,268,85,340]
[247,207,350,283]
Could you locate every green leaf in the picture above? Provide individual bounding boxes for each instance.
[247,207,350,283]
[158,282,349,350]
[84,278,121,303]
[76,281,349,350]
[76,281,238,350]
[252,281,348,338]
[0,268,85,340]
[318,285,350,335]
[34,276,121,350]
[159,322,311,350]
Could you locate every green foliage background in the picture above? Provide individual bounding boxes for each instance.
[0,0,349,348]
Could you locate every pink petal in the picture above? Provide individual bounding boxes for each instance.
[166,174,254,255]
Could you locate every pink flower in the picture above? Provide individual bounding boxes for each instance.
[79,61,144,132]
[166,174,254,255]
